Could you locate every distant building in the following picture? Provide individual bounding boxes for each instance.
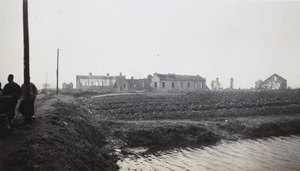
[211,78,221,90]
[62,82,73,90]
[76,72,125,92]
[120,76,152,92]
[76,72,210,92]
[256,73,287,90]
[255,80,264,89]
[151,73,208,91]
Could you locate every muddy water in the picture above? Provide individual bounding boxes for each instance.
[118,136,300,171]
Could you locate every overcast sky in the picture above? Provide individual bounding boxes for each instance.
[1,0,300,89]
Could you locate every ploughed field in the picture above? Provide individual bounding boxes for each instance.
[86,90,300,120]
[80,90,300,150]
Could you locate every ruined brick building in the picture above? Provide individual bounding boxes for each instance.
[76,73,126,92]
[120,76,152,92]
[211,78,222,90]
[62,82,73,90]
[255,80,264,89]
[76,73,209,92]
[255,73,287,90]
[151,73,208,91]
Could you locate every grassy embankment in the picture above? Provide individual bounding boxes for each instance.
[1,93,119,171]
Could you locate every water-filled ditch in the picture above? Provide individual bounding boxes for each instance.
[118,135,300,171]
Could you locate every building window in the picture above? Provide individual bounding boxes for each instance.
[201,83,203,88]
[194,83,197,88]
[95,81,98,86]
[123,84,126,89]
[274,76,277,81]
[134,84,136,88]
[142,82,145,87]
[155,82,157,88]
[162,82,165,88]
[188,82,190,88]
[180,82,183,88]
[172,82,175,88]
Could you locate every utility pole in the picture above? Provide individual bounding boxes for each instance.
[23,0,31,123]
[56,48,59,95]
[46,72,48,89]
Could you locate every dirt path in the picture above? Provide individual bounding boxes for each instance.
[0,94,55,170]
[0,93,118,171]
[91,93,137,98]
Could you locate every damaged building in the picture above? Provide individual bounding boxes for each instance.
[76,72,209,92]
[151,73,208,91]
[255,80,264,90]
[255,73,287,90]
[76,73,126,92]
[120,76,152,92]
[211,78,222,90]
[76,73,152,92]
[62,82,73,90]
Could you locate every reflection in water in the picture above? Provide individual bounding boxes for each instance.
[118,136,300,171]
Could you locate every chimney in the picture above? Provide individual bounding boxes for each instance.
[230,78,234,89]
[107,73,109,76]
[120,72,122,76]
[89,72,92,76]
[216,78,219,83]
[131,77,134,80]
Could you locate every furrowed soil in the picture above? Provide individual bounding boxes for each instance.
[1,89,300,170]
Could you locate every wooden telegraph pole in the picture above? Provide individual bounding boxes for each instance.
[56,48,59,95]
[46,72,48,89]
[23,0,31,123]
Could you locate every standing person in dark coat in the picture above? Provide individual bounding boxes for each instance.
[2,74,21,124]
[19,82,38,123]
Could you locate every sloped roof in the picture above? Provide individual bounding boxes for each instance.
[265,73,287,82]
[255,79,264,84]
[154,73,206,81]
